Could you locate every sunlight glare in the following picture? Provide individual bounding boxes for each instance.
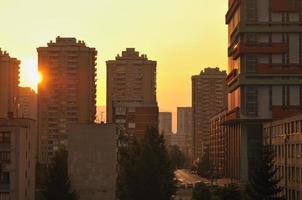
[20,57,39,92]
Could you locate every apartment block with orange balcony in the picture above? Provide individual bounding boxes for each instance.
[225,0,302,181]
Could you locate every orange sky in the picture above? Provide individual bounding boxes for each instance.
[0,0,228,131]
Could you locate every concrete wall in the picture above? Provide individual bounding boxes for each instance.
[68,123,117,200]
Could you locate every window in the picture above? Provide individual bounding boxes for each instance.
[0,172,10,184]
[246,55,257,73]
[246,87,258,116]
[0,132,10,144]
[0,152,10,163]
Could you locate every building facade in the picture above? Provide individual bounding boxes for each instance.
[18,87,37,120]
[192,67,227,160]
[225,0,302,181]
[159,112,172,135]
[0,118,36,200]
[68,123,117,200]
[37,36,97,163]
[177,107,193,160]
[106,48,158,140]
[113,102,158,140]
[0,49,20,118]
[209,110,227,177]
[264,114,302,200]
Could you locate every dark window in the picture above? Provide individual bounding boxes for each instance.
[246,87,258,116]
[0,132,10,144]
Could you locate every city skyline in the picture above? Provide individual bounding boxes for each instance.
[0,0,228,131]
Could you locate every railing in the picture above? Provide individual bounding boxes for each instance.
[272,106,302,119]
[225,69,238,85]
[225,107,240,122]
[232,43,288,59]
[257,64,302,74]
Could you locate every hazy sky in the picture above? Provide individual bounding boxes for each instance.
[0,0,228,131]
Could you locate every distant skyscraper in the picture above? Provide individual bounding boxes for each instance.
[106,48,158,140]
[18,87,37,120]
[37,36,97,163]
[159,112,172,134]
[192,67,227,160]
[0,49,20,118]
[177,107,192,136]
[225,0,302,181]
[177,107,193,161]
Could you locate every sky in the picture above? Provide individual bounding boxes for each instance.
[0,0,228,131]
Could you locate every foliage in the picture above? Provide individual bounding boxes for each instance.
[169,145,186,170]
[41,150,78,200]
[246,145,285,200]
[197,150,210,178]
[117,127,176,200]
[192,182,211,200]
[213,184,242,200]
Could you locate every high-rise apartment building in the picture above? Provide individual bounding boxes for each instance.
[37,36,97,163]
[263,114,302,200]
[18,87,37,120]
[159,112,172,134]
[0,49,20,118]
[192,67,227,160]
[0,117,37,200]
[106,48,158,140]
[225,0,302,181]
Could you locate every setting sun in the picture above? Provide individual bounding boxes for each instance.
[19,57,39,92]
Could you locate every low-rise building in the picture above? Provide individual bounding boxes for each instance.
[113,102,158,141]
[67,123,118,200]
[0,116,36,200]
[263,114,302,200]
[209,110,227,177]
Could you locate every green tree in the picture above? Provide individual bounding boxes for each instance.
[192,183,211,200]
[169,145,186,169]
[117,127,176,200]
[42,150,78,200]
[213,184,242,200]
[246,145,285,200]
[197,150,210,178]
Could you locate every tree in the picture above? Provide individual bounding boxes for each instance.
[169,145,186,170]
[213,184,242,200]
[246,145,285,200]
[117,127,176,200]
[192,182,211,200]
[197,150,210,178]
[42,150,78,200]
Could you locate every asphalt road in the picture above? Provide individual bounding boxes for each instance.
[174,169,204,200]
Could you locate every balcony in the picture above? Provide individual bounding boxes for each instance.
[225,107,240,122]
[225,0,239,24]
[231,43,288,59]
[271,0,299,12]
[225,69,238,85]
[272,106,302,119]
[257,64,302,74]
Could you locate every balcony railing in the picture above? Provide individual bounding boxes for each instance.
[231,43,288,59]
[257,64,302,74]
[271,0,299,12]
[225,107,240,122]
[225,69,238,85]
[272,106,302,119]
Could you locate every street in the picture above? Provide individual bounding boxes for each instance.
[174,169,204,200]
